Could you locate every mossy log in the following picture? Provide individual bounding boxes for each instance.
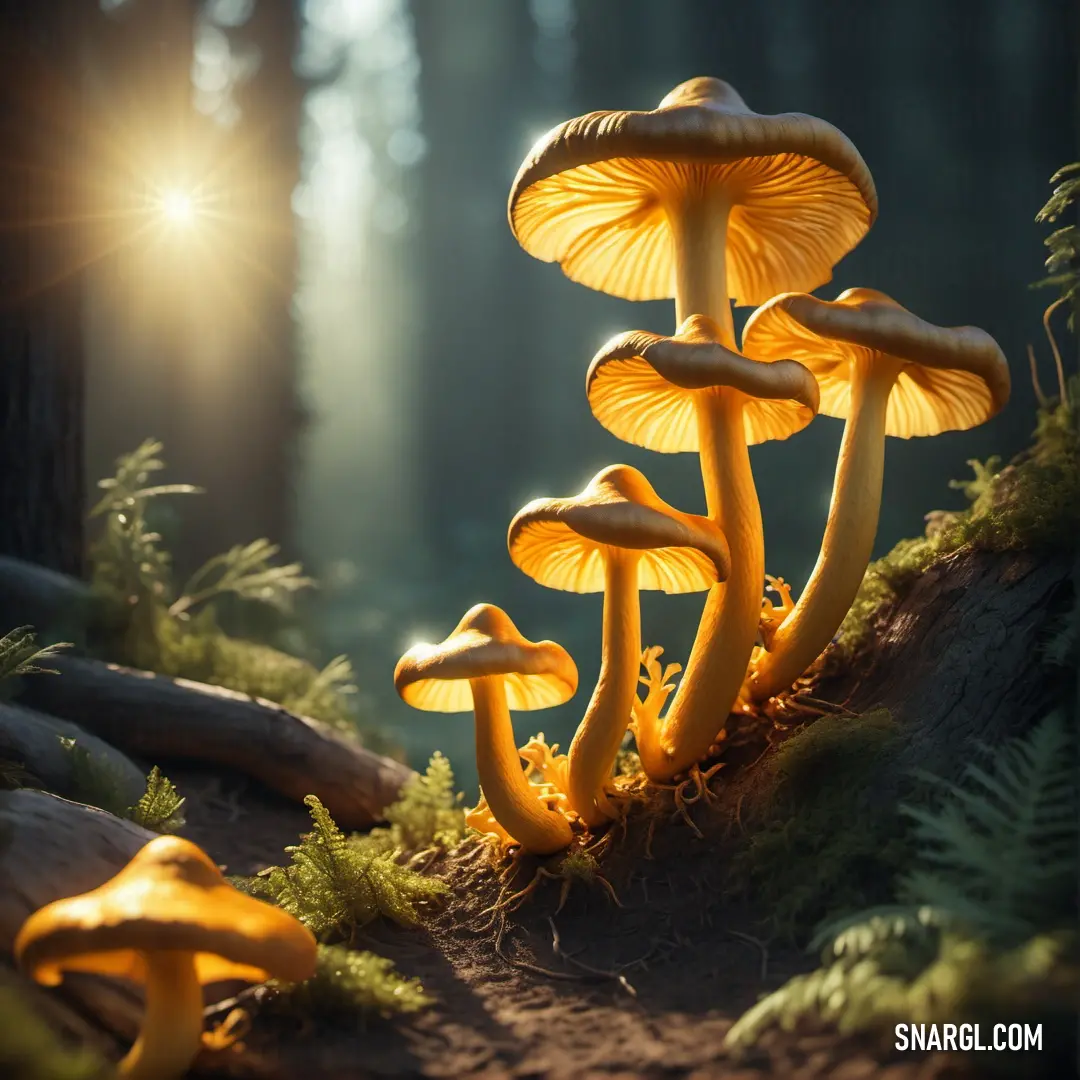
[820,547,1075,797]
[15,655,416,828]
[0,702,146,805]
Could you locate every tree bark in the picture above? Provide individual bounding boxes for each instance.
[818,547,1076,797]
[16,655,416,828]
[0,2,91,577]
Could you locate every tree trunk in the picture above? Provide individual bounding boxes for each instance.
[818,547,1076,798]
[0,1,91,577]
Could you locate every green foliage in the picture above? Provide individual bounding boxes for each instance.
[726,922,1077,1051]
[898,713,1077,944]
[125,767,186,834]
[0,628,71,684]
[0,982,110,1080]
[728,710,910,941]
[0,627,69,789]
[246,796,447,941]
[836,399,1079,659]
[364,752,466,854]
[56,737,132,818]
[272,944,432,1020]
[88,442,368,736]
[1032,162,1080,330]
[727,714,1080,1051]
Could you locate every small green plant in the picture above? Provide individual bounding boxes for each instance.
[1032,161,1080,333]
[0,980,110,1079]
[272,943,432,1020]
[0,627,71,684]
[726,713,1079,1050]
[87,441,371,736]
[56,737,132,818]
[246,795,447,940]
[126,767,186,834]
[365,752,466,854]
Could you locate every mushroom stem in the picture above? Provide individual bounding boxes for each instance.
[748,356,901,702]
[668,182,734,347]
[119,951,204,1080]
[470,676,573,855]
[637,389,764,781]
[566,549,641,826]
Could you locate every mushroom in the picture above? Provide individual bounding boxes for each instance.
[585,319,819,780]
[509,76,877,345]
[740,287,1011,702]
[394,604,579,855]
[507,464,730,821]
[14,835,317,1080]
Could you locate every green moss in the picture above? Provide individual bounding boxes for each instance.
[272,944,432,1021]
[243,796,447,941]
[55,737,132,818]
[836,398,1079,660]
[140,608,361,733]
[728,713,1080,1055]
[0,982,109,1080]
[729,709,910,942]
[125,767,186,834]
[362,752,466,856]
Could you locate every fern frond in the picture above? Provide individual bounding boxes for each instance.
[0,628,71,681]
[897,714,1078,943]
[126,767,186,833]
[249,796,447,940]
[372,752,466,853]
[171,539,314,617]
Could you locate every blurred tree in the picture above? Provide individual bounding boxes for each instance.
[0,1,95,576]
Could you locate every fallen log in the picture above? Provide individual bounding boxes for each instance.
[16,656,416,829]
[0,702,146,806]
[0,555,100,646]
[0,792,270,1074]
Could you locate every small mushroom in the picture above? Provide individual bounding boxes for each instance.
[508,464,730,821]
[15,835,317,1080]
[585,320,818,780]
[741,288,1011,702]
[394,604,578,855]
[509,76,876,344]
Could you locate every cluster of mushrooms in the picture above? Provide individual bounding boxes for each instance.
[395,77,1011,856]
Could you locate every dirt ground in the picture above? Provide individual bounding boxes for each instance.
[166,765,985,1080]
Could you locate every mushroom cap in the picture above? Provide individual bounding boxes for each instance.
[509,76,877,306]
[15,836,317,988]
[394,603,578,714]
[587,315,820,453]
[741,288,1012,437]
[507,464,731,594]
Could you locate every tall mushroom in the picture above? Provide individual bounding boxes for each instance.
[509,76,877,345]
[740,288,1011,702]
[585,320,819,779]
[15,835,317,1080]
[394,604,578,855]
[507,464,730,820]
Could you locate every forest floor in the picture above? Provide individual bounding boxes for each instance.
[173,766,963,1080]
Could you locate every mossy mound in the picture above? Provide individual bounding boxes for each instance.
[727,709,912,942]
